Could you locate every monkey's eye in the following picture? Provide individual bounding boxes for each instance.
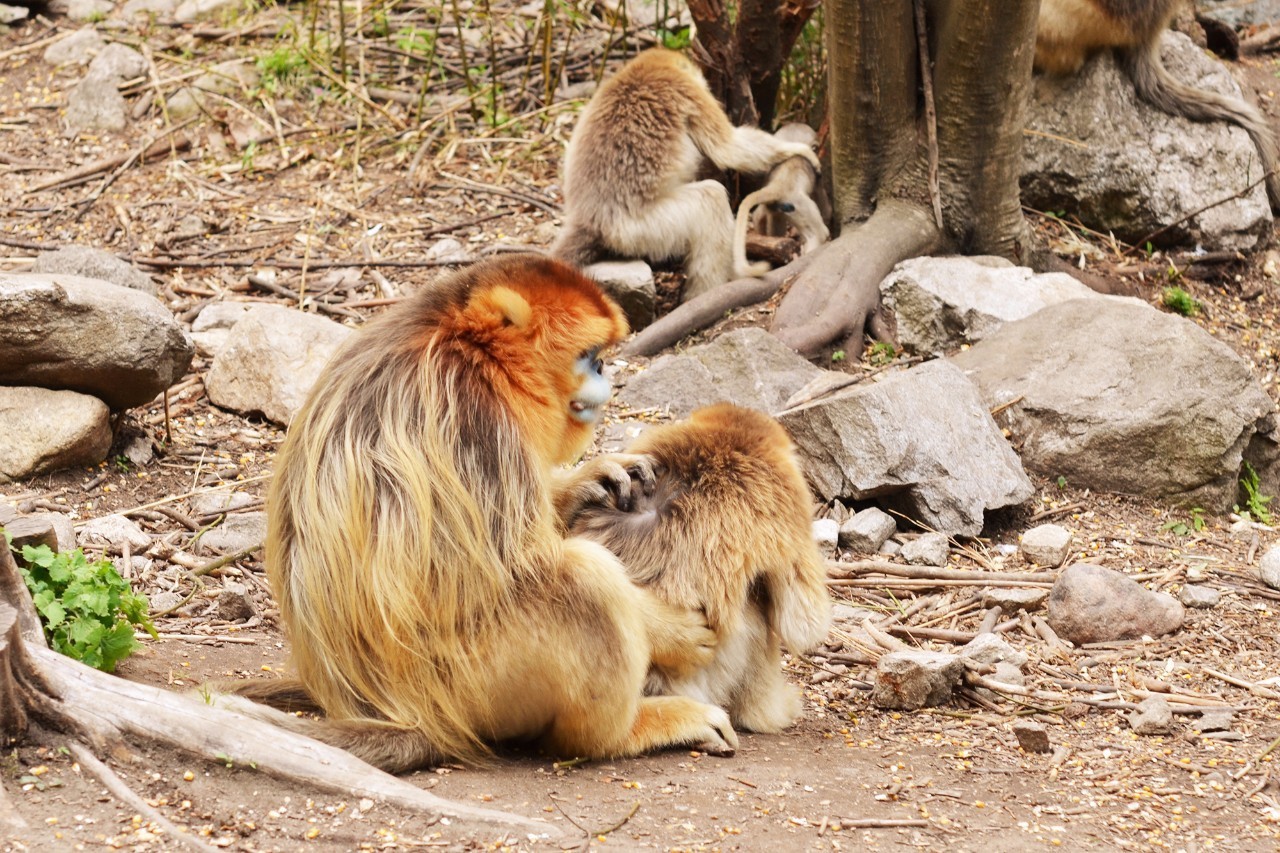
[582,347,604,376]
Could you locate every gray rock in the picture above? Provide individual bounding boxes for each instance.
[584,260,655,331]
[960,632,1029,668]
[32,246,156,295]
[120,0,179,18]
[812,518,839,560]
[64,77,129,134]
[1261,545,1280,590]
[1012,720,1052,754]
[84,43,148,85]
[992,661,1025,686]
[1128,696,1174,736]
[901,532,949,567]
[0,273,193,410]
[0,503,18,526]
[0,2,29,22]
[950,299,1274,511]
[1200,0,1280,30]
[149,591,184,613]
[1023,32,1272,251]
[1047,563,1185,645]
[878,539,902,558]
[830,603,879,626]
[881,256,1100,356]
[77,514,151,553]
[779,360,1033,537]
[120,434,154,468]
[1191,708,1234,734]
[200,512,266,555]
[166,60,261,120]
[981,587,1049,614]
[190,302,253,357]
[871,651,964,710]
[57,0,115,19]
[189,491,256,517]
[43,29,105,66]
[838,507,897,553]
[174,0,239,22]
[1020,524,1073,568]
[46,513,76,552]
[205,305,353,426]
[0,387,112,482]
[620,328,821,419]
[4,516,59,553]
[1179,585,1221,609]
[215,582,256,622]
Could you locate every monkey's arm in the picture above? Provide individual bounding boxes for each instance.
[551,453,656,530]
[686,90,820,174]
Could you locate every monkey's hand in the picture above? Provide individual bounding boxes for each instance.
[552,453,657,527]
[779,142,821,173]
[646,598,718,680]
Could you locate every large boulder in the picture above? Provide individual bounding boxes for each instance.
[950,298,1275,510]
[205,305,354,427]
[618,327,821,418]
[1048,563,1185,644]
[0,387,112,483]
[1022,31,1272,251]
[777,360,1033,537]
[0,272,193,410]
[880,256,1101,356]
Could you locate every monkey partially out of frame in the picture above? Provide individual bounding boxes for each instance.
[232,255,738,772]
[551,48,821,303]
[732,123,830,279]
[566,404,832,734]
[1035,0,1280,208]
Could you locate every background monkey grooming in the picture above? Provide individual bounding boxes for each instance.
[236,255,737,772]
[567,404,832,733]
[551,48,821,303]
[1035,0,1280,208]
[732,123,830,279]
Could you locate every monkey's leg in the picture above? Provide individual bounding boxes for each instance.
[791,194,831,254]
[726,608,803,733]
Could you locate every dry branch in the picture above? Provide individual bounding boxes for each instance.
[828,559,1056,585]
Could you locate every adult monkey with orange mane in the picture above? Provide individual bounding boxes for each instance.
[235,255,736,771]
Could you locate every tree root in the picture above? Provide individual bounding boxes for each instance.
[0,547,557,840]
[771,200,942,357]
[621,253,817,357]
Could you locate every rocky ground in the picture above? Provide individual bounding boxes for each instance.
[4,2,1280,851]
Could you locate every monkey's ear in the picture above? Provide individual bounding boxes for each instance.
[470,285,532,329]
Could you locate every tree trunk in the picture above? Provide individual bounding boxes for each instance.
[771,0,1041,356]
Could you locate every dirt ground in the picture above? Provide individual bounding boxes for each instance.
[4,4,1280,851]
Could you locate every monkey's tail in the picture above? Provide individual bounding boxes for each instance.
[227,678,448,773]
[733,190,775,279]
[549,222,606,268]
[766,562,832,654]
[1121,42,1280,209]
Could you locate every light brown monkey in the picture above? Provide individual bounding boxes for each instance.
[231,255,738,772]
[550,48,822,303]
[567,404,832,733]
[1036,0,1280,207]
[732,123,830,279]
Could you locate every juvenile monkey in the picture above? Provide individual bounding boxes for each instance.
[551,48,822,303]
[231,256,738,771]
[1036,0,1280,207]
[565,404,832,733]
[732,123,830,279]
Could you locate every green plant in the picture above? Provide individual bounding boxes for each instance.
[830,350,846,363]
[1056,475,1067,490]
[1239,462,1273,525]
[657,24,692,50]
[1162,507,1206,537]
[1162,286,1200,317]
[257,45,309,93]
[14,543,156,672]
[866,341,897,366]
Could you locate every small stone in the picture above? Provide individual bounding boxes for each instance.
[870,651,964,710]
[992,661,1025,686]
[1191,708,1234,734]
[4,516,58,553]
[960,632,1029,668]
[901,532,949,566]
[831,603,879,626]
[1128,696,1174,735]
[215,583,255,622]
[200,512,267,555]
[812,518,839,559]
[1179,585,1221,609]
[1020,523,1073,567]
[121,434,154,469]
[1012,720,1052,754]
[878,539,902,557]
[1047,563,1185,644]
[1260,545,1280,590]
[32,246,156,295]
[0,3,29,23]
[149,591,183,613]
[584,260,656,330]
[84,43,148,86]
[838,508,897,553]
[77,514,151,553]
[0,503,16,526]
[43,28,105,66]
[981,587,1050,614]
[190,491,257,518]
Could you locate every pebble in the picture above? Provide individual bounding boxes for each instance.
[838,508,897,553]
[1020,523,1073,567]
[870,650,963,710]
[1260,545,1280,591]
[1128,695,1174,735]
[1012,720,1052,754]
[981,587,1049,614]
[901,532,949,567]
[1178,585,1220,609]
[812,519,839,559]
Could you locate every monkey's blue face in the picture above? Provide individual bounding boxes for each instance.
[569,348,610,424]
